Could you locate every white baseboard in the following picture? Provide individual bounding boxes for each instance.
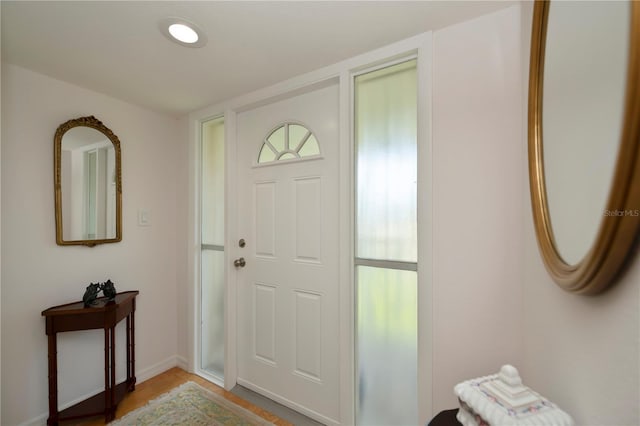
[21,355,183,426]
[236,378,340,426]
[136,355,182,383]
[176,355,189,371]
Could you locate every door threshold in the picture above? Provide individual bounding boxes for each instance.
[231,385,326,426]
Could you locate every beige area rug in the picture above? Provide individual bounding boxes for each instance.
[111,381,275,425]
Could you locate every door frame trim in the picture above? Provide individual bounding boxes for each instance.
[188,31,434,424]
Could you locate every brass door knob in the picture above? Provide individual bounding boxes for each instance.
[234,257,246,268]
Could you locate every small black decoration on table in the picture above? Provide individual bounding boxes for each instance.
[82,279,117,307]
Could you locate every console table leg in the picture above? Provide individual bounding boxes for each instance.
[47,333,58,426]
[126,315,131,383]
[104,328,110,422]
[108,325,116,421]
[130,309,137,390]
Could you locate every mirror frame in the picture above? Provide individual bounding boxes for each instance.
[54,115,122,247]
[528,0,640,294]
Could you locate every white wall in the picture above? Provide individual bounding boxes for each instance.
[431,5,524,411]
[431,6,639,422]
[520,3,640,425]
[175,113,189,369]
[522,214,640,425]
[0,64,187,425]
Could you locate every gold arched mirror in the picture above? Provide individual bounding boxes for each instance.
[528,0,640,294]
[54,116,122,247]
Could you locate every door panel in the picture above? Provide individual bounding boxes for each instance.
[236,83,340,423]
[254,182,276,258]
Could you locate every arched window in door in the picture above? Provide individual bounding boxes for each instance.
[257,122,320,164]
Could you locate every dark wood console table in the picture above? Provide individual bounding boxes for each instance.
[42,291,139,425]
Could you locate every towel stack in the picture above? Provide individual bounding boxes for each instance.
[454,365,573,426]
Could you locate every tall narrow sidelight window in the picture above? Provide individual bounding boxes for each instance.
[355,59,418,426]
[201,116,225,380]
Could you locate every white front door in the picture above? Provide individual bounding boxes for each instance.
[235,83,341,424]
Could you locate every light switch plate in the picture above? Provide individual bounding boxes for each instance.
[138,209,151,226]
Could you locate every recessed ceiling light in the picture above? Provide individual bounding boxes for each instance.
[169,24,199,44]
[159,17,207,48]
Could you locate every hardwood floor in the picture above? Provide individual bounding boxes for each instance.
[63,367,291,425]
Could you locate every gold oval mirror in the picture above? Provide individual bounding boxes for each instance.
[528,0,640,294]
[54,116,122,246]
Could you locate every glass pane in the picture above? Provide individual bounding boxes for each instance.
[357,266,417,425]
[201,249,225,378]
[258,144,276,163]
[279,152,297,161]
[355,60,417,262]
[289,124,310,151]
[202,117,225,246]
[267,125,285,152]
[298,135,320,157]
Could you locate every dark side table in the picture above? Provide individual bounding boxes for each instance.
[41,291,139,425]
[429,409,462,426]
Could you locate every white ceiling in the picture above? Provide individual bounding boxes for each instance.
[1,1,514,116]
